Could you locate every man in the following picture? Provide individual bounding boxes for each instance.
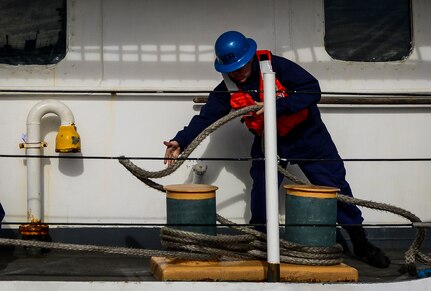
[163,31,390,268]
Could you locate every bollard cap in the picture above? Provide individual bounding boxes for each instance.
[284,184,340,192]
[164,184,218,193]
[164,184,218,200]
[283,184,339,199]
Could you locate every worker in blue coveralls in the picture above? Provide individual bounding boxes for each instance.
[163,31,390,268]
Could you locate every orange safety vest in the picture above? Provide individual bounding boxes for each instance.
[228,50,309,136]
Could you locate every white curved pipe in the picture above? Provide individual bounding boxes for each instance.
[25,99,76,223]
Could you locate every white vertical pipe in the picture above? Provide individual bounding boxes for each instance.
[263,72,280,281]
[26,124,42,222]
[25,100,76,223]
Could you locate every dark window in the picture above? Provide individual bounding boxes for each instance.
[0,0,66,65]
[324,0,412,62]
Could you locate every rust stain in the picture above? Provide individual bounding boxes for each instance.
[19,221,49,236]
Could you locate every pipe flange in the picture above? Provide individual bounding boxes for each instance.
[19,223,49,236]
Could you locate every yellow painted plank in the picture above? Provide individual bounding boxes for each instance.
[150,257,358,282]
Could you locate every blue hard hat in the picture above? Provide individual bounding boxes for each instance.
[214,31,257,73]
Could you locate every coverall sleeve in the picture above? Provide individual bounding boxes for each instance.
[272,55,321,116]
[172,82,232,151]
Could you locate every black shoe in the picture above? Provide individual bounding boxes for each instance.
[346,226,391,268]
[353,240,391,268]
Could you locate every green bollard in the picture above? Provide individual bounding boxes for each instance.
[164,184,218,236]
[284,184,338,247]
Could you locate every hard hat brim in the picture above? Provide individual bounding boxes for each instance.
[214,38,257,73]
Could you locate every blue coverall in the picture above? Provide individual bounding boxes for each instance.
[172,53,363,227]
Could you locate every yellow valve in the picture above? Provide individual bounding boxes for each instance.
[55,124,81,153]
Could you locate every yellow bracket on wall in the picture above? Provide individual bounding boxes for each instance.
[19,142,48,149]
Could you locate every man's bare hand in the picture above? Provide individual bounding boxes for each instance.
[163,140,181,166]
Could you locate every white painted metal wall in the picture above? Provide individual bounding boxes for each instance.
[0,0,430,227]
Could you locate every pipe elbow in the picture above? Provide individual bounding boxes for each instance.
[27,99,75,126]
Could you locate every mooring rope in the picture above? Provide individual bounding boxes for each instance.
[0,237,214,261]
[118,105,262,181]
[118,104,430,273]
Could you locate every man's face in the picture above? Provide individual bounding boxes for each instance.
[228,60,253,84]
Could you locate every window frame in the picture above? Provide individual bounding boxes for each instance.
[323,0,413,62]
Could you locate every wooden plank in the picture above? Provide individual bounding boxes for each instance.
[150,257,358,282]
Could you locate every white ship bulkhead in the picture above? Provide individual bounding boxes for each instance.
[0,1,430,289]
